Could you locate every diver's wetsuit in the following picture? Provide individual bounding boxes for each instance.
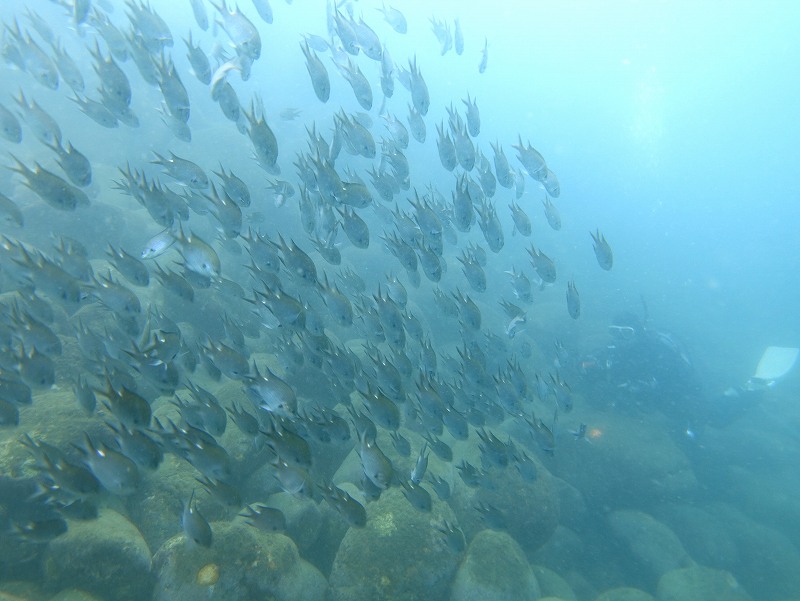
[579,324,703,423]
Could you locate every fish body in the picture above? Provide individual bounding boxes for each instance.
[183,491,212,546]
[241,503,286,531]
[358,429,393,490]
[321,483,367,527]
[212,0,261,60]
[301,41,330,102]
[185,32,211,84]
[463,94,480,137]
[174,228,221,278]
[543,196,561,230]
[378,3,407,34]
[245,362,297,417]
[509,199,531,236]
[80,434,141,496]
[152,151,208,189]
[44,139,92,188]
[566,280,580,318]
[407,56,430,116]
[410,443,429,484]
[14,91,61,145]
[527,245,557,283]
[591,229,614,270]
[9,156,88,211]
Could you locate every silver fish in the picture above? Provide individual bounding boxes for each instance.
[240,503,286,531]
[591,229,614,270]
[141,229,176,259]
[80,434,141,496]
[377,3,407,34]
[301,41,330,103]
[43,139,92,188]
[246,362,297,417]
[509,199,531,236]
[479,37,488,73]
[152,151,208,189]
[410,443,429,485]
[566,280,580,319]
[401,480,432,512]
[358,429,393,490]
[182,491,212,547]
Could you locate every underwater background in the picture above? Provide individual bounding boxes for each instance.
[0,1,799,600]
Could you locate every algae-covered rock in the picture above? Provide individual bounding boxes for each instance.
[594,587,655,601]
[608,510,694,584]
[152,519,325,601]
[327,487,460,601]
[43,508,154,601]
[450,529,541,601]
[449,444,559,555]
[656,565,751,601]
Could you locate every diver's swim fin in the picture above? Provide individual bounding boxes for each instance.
[749,346,799,387]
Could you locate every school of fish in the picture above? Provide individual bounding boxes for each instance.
[0,0,617,582]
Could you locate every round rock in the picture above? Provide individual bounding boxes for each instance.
[152,519,325,601]
[328,486,460,601]
[657,565,752,601]
[594,587,655,601]
[43,508,154,601]
[450,529,541,601]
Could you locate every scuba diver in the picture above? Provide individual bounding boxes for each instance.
[578,311,702,422]
[578,308,798,438]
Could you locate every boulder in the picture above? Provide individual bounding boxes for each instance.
[657,565,751,601]
[653,503,739,570]
[449,529,541,601]
[554,411,697,508]
[43,508,154,601]
[532,565,576,600]
[152,519,325,601]
[448,442,560,556]
[594,587,655,601]
[608,510,694,585]
[710,503,800,601]
[327,487,460,601]
[531,526,585,575]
